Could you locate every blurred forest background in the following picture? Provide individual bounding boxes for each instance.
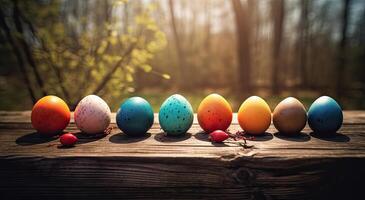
[0,0,364,111]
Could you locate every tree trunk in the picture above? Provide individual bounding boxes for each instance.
[168,0,187,90]
[336,0,351,98]
[298,0,309,89]
[271,0,285,95]
[231,0,251,96]
[203,0,212,78]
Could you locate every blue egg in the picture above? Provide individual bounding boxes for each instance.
[116,97,154,136]
[159,94,194,136]
[308,96,343,133]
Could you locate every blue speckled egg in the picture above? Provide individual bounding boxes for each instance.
[116,97,154,136]
[159,94,194,136]
[308,96,343,133]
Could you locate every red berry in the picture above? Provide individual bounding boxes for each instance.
[209,130,229,143]
[60,133,78,146]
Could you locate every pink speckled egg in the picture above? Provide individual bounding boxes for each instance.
[74,95,111,134]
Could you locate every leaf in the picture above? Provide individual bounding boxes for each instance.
[127,87,135,93]
[63,50,72,58]
[113,0,128,6]
[125,65,135,73]
[109,37,118,45]
[111,30,118,37]
[69,60,78,68]
[126,73,133,82]
[85,55,95,66]
[162,74,171,80]
[147,4,157,12]
[140,64,152,72]
[97,40,108,54]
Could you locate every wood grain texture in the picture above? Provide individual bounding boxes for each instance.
[0,111,364,200]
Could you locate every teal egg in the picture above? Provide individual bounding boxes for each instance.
[116,97,154,136]
[308,96,343,133]
[159,94,194,136]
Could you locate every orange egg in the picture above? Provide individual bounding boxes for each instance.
[238,96,271,135]
[197,93,232,133]
[31,95,71,135]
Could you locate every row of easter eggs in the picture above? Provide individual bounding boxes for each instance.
[31,94,343,137]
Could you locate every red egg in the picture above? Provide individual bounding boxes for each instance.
[209,130,229,143]
[197,94,233,133]
[60,133,78,146]
[31,95,71,136]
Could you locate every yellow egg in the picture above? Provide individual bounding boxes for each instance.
[237,96,272,135]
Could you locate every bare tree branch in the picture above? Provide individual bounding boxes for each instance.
[92,42,137,95]
[12,0,47,96]
[16,8,72,103]
[70,41,137,109]
[39,39,71,103]
[0,7,37,103]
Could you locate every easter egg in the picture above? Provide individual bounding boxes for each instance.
[197,93,232,133]
[308,96,343,133]
[31,95,71,135]
[116,97,154,136]
[74,95,111,134]
[273,97,307,134]
[238,96,271,135]
[159,94,194,136]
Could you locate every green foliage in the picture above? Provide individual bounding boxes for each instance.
[18,0,167,105]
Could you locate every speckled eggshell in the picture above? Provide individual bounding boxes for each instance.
[308,96,343,133]
[273,97,307,134]
[159,94,194,136]
[74,95,111,134]
[197,93,232,133]
[116,97,154,136]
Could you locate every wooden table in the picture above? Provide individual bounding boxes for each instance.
[0,111,364,200]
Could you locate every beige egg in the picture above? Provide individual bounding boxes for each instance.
[74,95,111,134]
[273,97,307,134]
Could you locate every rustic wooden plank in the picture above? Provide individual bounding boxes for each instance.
[0,156,364,199]
[0,123,363,158]
[0,111,364,199]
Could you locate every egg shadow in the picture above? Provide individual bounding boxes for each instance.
[310,132,350,142]
[245,132,274,141]
[109,132,152,144]
[154,132,192,143]
[211,142,230,147]
[57,144,76,149]
[16,132,59,146]
[274,132,311,142]
[73,132,107,144]
[194,131,209,142]
[193,131,229,147]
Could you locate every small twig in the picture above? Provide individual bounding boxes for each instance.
[104,126,114,135]
[226,130,255,149]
